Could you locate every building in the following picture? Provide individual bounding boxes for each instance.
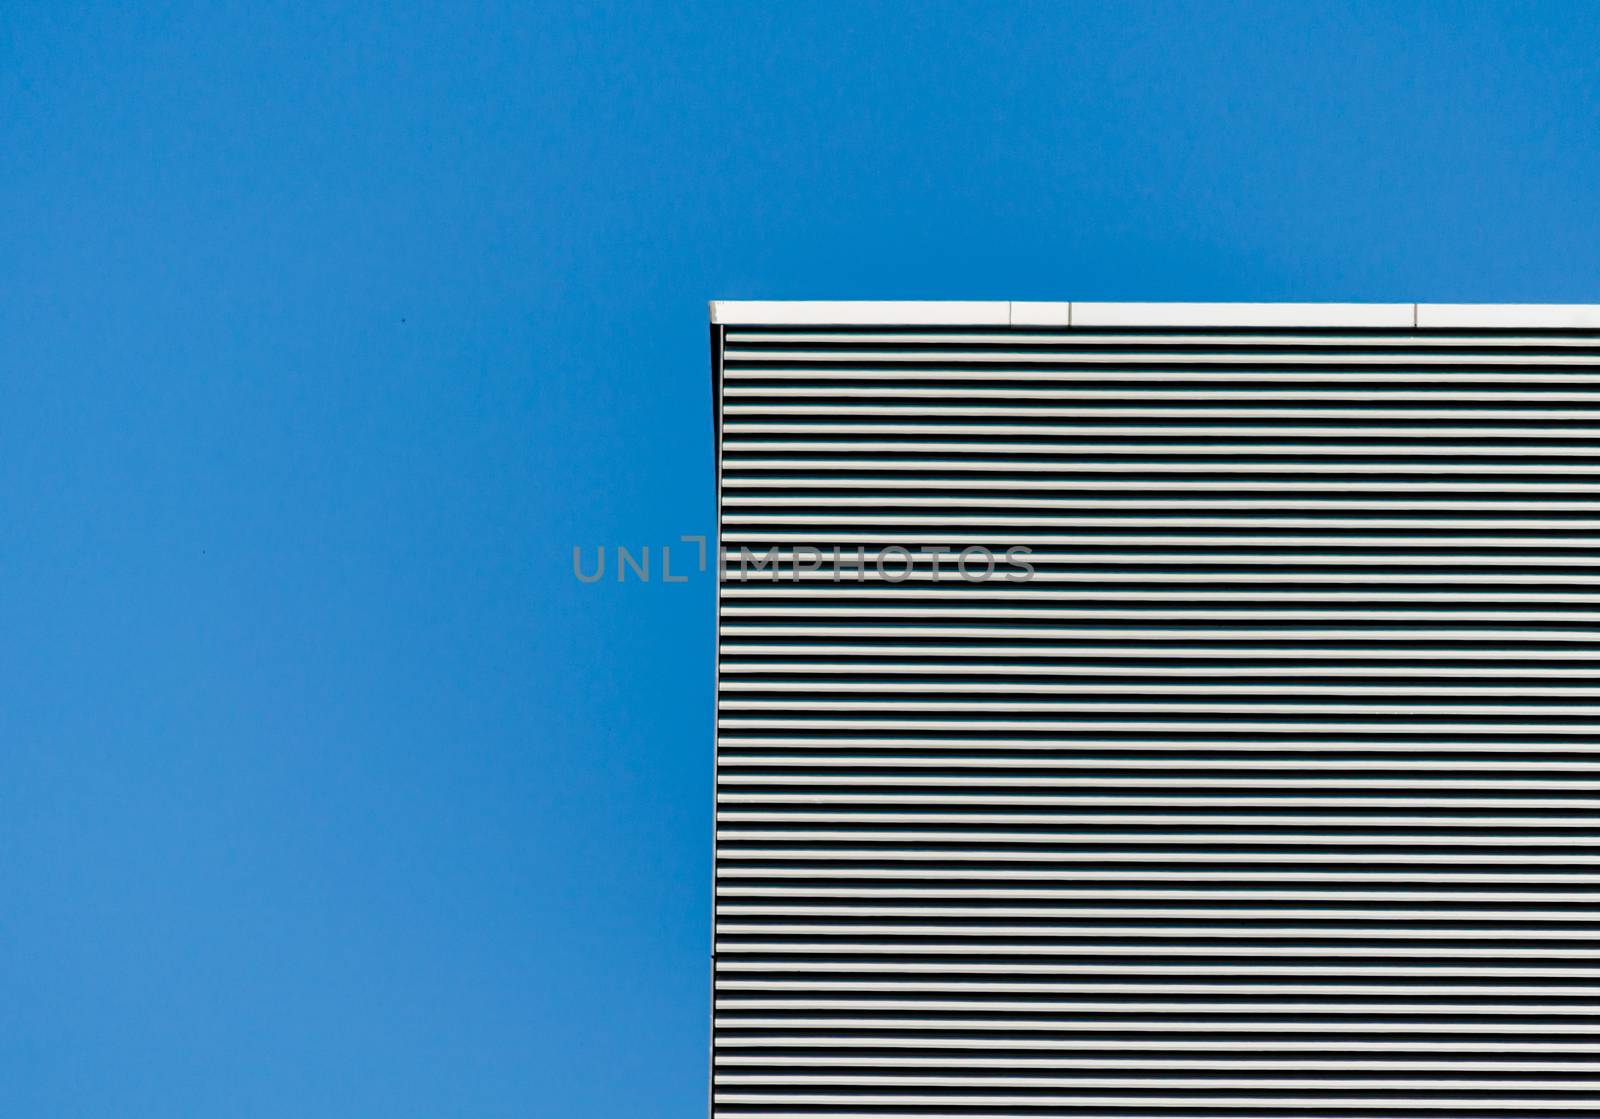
[707,301,1600,1118]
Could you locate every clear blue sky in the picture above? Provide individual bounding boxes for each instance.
[3,2,1598,1115]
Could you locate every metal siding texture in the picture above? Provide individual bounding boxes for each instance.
[711,311,1600,1118]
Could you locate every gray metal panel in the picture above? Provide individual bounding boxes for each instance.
[709,308,1600,1118]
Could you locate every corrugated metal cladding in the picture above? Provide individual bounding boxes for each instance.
[708,305,1600,1119]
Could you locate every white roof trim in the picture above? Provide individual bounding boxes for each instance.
[1009,302,1073,327]
[710,301,1009,326]
[710,301,1600,329]
[1417,304,1600,329]
[1072,303,1414,329]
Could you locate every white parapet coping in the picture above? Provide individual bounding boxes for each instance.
[1072,303,1414,329]
[710,301,1600,329]
[710,301,1009,326]
[1417,304,1600,329]
[1008,301,1074,327]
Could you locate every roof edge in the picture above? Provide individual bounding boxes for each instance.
[710,300,1009,326]
[710,300,1600,329]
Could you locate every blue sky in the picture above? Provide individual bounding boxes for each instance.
[3,2,1599,1115]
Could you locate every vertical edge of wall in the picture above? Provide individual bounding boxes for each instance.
[705,314,725,1119]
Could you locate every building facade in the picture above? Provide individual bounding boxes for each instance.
[708,301,1600,1118]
